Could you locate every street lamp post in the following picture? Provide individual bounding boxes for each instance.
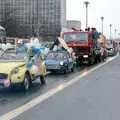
[31,0,39,36]
[32,2,35,36]
[36,0,39,36]
[101,16,104,34]
[114,29,117,39]
[109,24,112,40]
[84,1,90,28]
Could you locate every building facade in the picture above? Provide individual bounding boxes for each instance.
[0,0,66,38]
[66,20,81,29]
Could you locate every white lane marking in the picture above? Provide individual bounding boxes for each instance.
[0,55,118,120]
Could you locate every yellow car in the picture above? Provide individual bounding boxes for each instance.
[0,49,46,91]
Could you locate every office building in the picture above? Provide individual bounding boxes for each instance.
[0,0,66,38]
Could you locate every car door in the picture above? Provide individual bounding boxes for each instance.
[67,54,73,70]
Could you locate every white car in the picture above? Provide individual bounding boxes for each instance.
[1,43,16,50]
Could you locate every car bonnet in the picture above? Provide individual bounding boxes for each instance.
[0,61,25,74]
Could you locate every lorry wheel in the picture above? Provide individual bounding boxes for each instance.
[10,84,16,91]
[95,55,101,63]
[40,76,46,85]
[99,56,102,62]
[88,57,94,65]
[94,56,97,63]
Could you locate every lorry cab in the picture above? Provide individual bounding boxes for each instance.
[61,28,102,65]
[63,31,90,46]
[62,31,93,63]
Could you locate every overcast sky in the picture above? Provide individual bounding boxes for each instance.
[67,0,120,38]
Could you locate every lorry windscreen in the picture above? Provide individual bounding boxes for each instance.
[64,33,88,42]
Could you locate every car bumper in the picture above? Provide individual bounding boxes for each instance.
[0,83,4,89]
[0,79,10,89]
[46,66,66,72]
[107,51,114,56]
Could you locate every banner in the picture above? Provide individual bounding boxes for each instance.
[58,37,73,54]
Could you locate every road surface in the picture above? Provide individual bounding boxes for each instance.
[0,55,119,120]
[0,63,92,116]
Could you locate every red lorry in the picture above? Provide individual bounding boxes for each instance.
[61,28,102,65]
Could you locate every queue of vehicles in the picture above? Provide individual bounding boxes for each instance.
[61,28,107,65]
[0,25,118,92]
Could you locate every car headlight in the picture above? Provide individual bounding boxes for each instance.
[110,48,113,51]
[60,61,64,66]
[83,55,88,58]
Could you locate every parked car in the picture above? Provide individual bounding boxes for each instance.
[0,48,46,91]
[105,44,115,56]
[45,50,75,74]
[106,47,115,56]
[105,40,116,56]
[5,37,17,50]
[0,37,16,50]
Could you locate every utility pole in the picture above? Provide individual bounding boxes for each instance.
[101,16,104,34]
[36,0,39,37]
[109,24,112,40]
[114,29,117,39]
[32,1,35,36]
[84,1,90,28]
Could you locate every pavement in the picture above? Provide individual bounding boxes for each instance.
[0,55,120,120]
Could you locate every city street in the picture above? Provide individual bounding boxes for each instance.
[0,0,120,120]
[0,55,119,120]
[0,62,91,116]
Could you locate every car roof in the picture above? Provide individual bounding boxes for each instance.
[51,50,68,53]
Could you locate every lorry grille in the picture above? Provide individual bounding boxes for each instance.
[73,48,89,53]
[47,64,59,69]
[0,73,8,80]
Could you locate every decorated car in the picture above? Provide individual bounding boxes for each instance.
[0,47,46,91]
[24,43,49,57]
[45,50,75,74]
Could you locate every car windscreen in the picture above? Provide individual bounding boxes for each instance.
[0,49,27,60]
[64,33,88,42]
[46,52,68,60]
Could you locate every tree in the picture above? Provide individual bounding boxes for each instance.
[3,1,20,37]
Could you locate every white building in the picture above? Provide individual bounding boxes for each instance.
[66,20,81,29]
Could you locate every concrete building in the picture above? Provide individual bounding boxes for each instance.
[0,0,66,39]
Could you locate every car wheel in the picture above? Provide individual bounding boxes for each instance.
[22,75,31,91]
[10,84,16,91]
[64,67,68,74]
[40,75,46,85]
